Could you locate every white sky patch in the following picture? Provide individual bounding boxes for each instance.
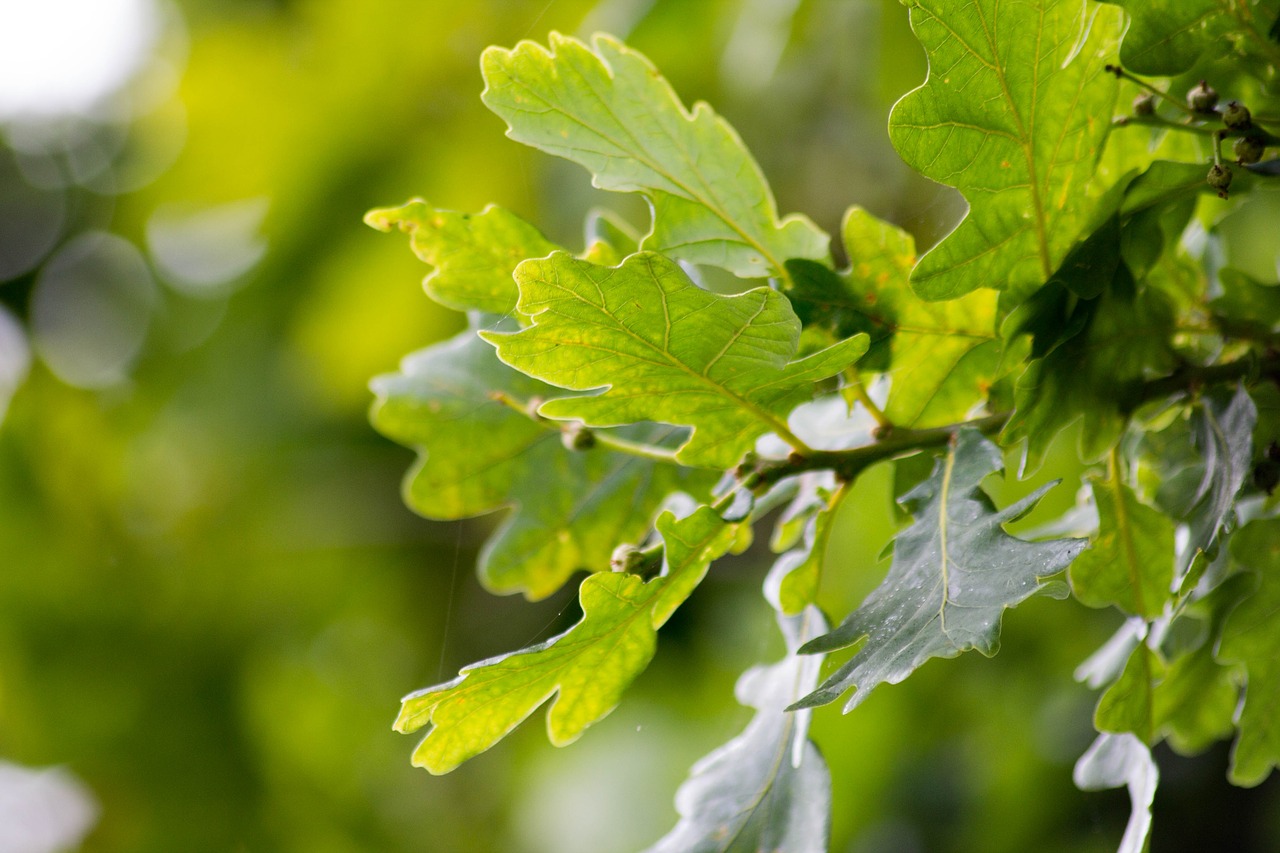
[0,0,160,119]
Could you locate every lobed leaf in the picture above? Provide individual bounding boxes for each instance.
[888,0,1121,300]
[372,325,712,599]
[395,507,736,774]
[645,608,832,853]
[364,200,557,318]
[481,33,828,279]
[793,429,1085,713]
[1099,0,1248,75]
[1074,733,1158,853]
[1218,518,1280,787]
[484,252,868,468]
[786,208,1001,427]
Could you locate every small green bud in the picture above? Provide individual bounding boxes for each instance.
[1187,80,1219,113]
[1223,100,1253,130]
[1132,93,1156,116]
[1234,135,1266,165]
[561,422,596,451]
[1206,163,1233,197]
[610,543,644,574]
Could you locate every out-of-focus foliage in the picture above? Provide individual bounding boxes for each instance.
[2,2,1279,853]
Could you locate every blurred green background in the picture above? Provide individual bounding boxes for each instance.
[1,1,1278,851]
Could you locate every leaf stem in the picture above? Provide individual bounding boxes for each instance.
[1105,64,1197,117]
[488,390,681,464]
[844,368,893,433]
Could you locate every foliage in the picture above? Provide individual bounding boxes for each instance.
[365,2,1280,850]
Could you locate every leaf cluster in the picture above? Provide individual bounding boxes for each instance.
[366,6,1280,849]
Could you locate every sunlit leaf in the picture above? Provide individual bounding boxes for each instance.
[888,0,1120,300]
[1074,733,1158,853]
[786,207,1000,427]
[793,429,1084,712]
[395,507,735,774]
[645,608,831,853]
[481,33,829,279]
[484,252,868,468]
[364,200,557,318]
[372,325,712,599]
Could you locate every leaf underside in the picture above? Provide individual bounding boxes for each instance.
[794,429,1085,713]
[645,608,832,853]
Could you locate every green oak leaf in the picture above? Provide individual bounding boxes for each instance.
[1071,470,1175,619]
[1002,271,1177,473]
[1154,641,1238,755]
[1095,643,1160,742]
[793,429,1085,712]
[645,608,831,853]
[364,200,558,317]
[483,252,868,469]
[395,507,735,774]
[786,208,1000,427]
[1211,270,1280,350]
[1218,517,1280,786]
[372,325,711,599]
[1099,0,1241,75]
[1074,733,1158,853]
[888,0,1120,300]
[481,33,828,279]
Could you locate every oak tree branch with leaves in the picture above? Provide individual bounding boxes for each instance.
[367,2,1280,850]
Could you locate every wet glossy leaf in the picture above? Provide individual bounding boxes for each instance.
[484,252,868,468]
[481,33,828,279]
[395,507,735,774]
[645,608,831,853]
[793,429,1085,712]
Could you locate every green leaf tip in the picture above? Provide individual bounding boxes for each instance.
[483,251,868,468]
[395,506,735,774]
[480,32,829,280]
[363,199,558,317]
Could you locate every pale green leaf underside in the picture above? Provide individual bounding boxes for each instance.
[481,32,829,279]
[889,0,1119,300]
[372,326,709,599]
[646,609,830,853]
[484,252,868,468]
[396,508,735,774]
[794,429,1085,712]
[1070,475,1175,619]
[364,200,557,317]
[1074,733,1158,853]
